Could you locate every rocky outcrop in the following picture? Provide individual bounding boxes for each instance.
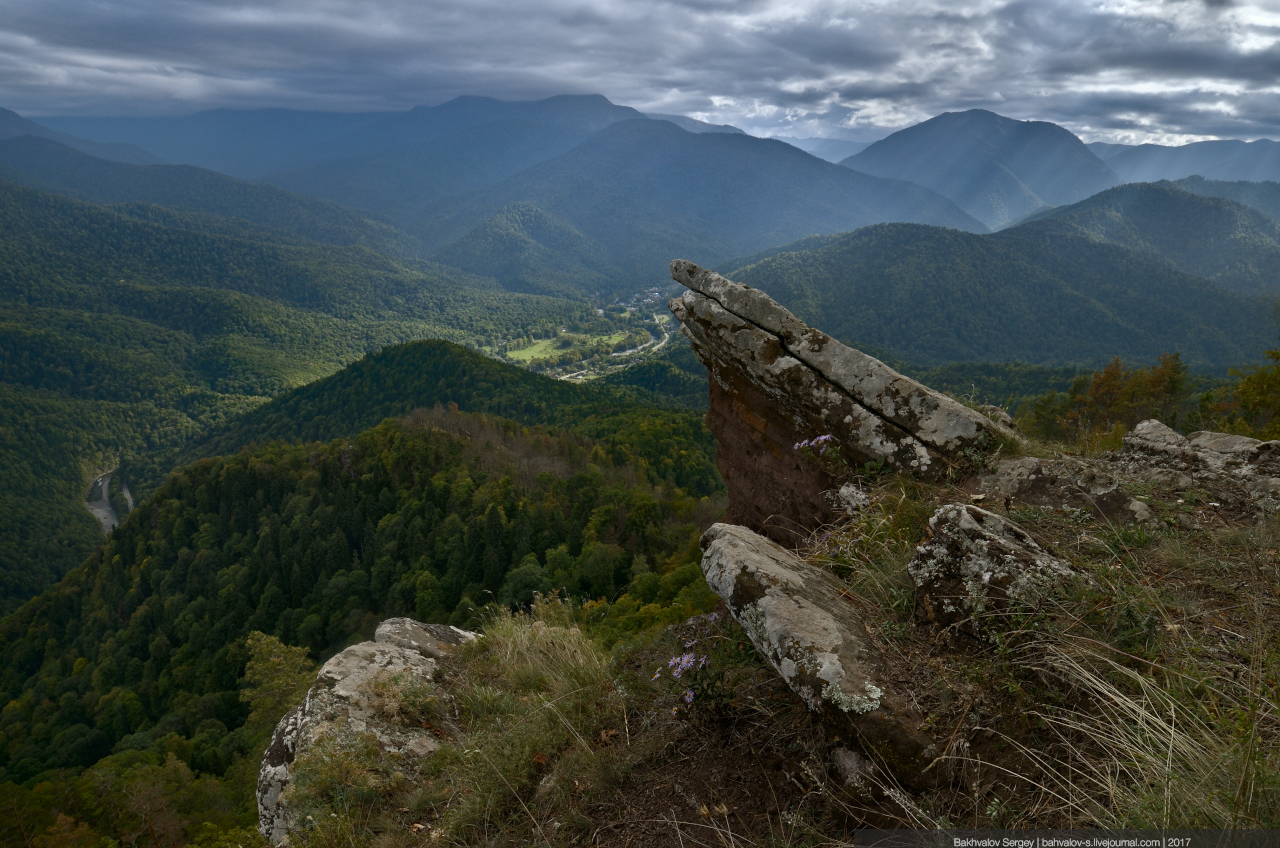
[909,504,1078,637]
[971,455,1156,525]
[1119,419,1280,516]
[668,260,1016,541]
[258,620,476,844]
[699,523,937,787]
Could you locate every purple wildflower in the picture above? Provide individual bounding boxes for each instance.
[669,653,696,678]
[683,689,695,704]
[651,668,662,680]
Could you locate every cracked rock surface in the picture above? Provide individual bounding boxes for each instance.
[973,455,1156,525]
[909,504,1078,637]
[699,522,937,787]
[1118,419,1280,516]
[669,260,1014,541]
[258,618,476,844]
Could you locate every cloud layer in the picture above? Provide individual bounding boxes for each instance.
[6,0,1280,142]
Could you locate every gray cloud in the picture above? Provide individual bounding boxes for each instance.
[5,0,1280,142]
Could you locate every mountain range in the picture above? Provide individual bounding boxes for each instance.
[841,109,1122,229]
[1091,138,1280,184]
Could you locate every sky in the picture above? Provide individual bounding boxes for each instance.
[6,0,1280,143]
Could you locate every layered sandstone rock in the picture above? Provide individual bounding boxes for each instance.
[909,504,1078,637]
[668,260,1016,541]
[699,523,937,787]
[257,619,476,844]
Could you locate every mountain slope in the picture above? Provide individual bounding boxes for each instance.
[722,222,1274,371]
[430,203,618,296]
[1033,182,1280,296]
[776,136,870,163]
[1092,138,1280,184]
[0,179,608,612]
[1170,175,1280,226]
[44,95,647,180]
[0,107,162,165]
[0,135,420,257]
[412,119,985,286]
[266,118,605,221]
[842,110,1121,229]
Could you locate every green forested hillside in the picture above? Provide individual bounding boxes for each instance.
[430,202,618,296]
[0,179,614,613]
[137,339,719,497]
[0,135,420,258]
[725,222,1276,371]
[0,402,722,798]
[1034,182,1280,296]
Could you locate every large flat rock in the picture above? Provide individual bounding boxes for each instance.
[699,523,937,788]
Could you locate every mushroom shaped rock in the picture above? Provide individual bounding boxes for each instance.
[699,523,937,788]
[669,260,1015,541]
[909,504,1078,637]
[258,619,476,844]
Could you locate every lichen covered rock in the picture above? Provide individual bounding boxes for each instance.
[257,618,476,844]
[973,455,1155,525]
[909,504,1077,637]
[668,260,1014,541]
[699,523,937,787]
[1120,419,1280,515]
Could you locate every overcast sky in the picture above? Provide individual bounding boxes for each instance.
[6,0,1280,143]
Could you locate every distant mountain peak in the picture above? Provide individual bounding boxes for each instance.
[842,109,1120,229]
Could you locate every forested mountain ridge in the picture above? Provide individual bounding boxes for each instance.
[429,202,619,297]
[0,178,619,615]
[135,339,719,498]
[41,95,649,180]
[842,109,1121,229]
[1090,137,1280,184]
[722,221,1275,370]
[410,118,986,284]
[0,135,421,258]
[0,341,723,795]
[0,107,161,166]
[1031,181,1280,296]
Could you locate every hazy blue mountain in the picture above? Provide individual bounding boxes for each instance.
[775,136,870,163]
[722,221,1274,372]
[0,135,420,257]
[842,110,1121,229]
[43,95,646,180]
[1091,138,1280,183]
[430,203,618,296]
[411,119,985,287]
[644,114,745,134]
[266,118,612,219]
[0,107,162,166]
[39,108,387,179]
[1031,181,1280,297]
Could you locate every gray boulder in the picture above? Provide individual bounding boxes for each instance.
[699,523,937,787]
[973,455,1156,525]
[1121,419,1280,514]
[257,619,476,844]
[909,504,1078,637]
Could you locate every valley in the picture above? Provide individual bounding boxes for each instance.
[0,94,1277,844]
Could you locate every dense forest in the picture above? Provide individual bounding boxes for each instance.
[0,400,723,838]
[0,178,640,614]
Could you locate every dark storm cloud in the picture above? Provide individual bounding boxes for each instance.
[5,0,1280,141]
